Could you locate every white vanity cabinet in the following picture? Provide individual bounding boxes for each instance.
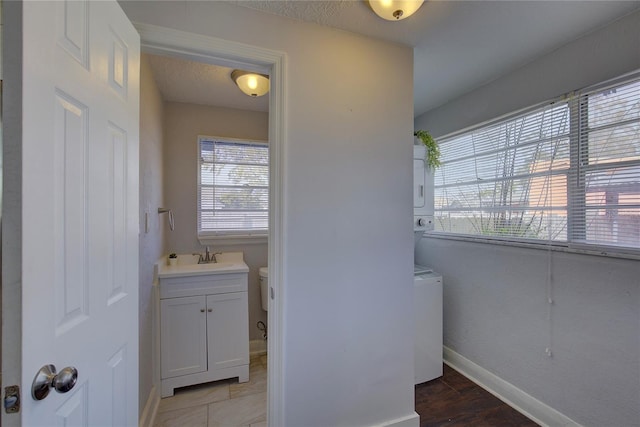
[158,271,249,397]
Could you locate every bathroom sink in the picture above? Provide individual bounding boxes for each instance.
[157,252,248,278]
[176,254,201,265]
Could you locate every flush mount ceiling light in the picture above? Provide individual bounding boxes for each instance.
[368,0,424,21]
[231,70,270,97]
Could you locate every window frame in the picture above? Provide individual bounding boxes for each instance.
[427,71,640,258]
[197,135,269,245]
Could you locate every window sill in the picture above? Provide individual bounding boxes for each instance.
[198,234,268,246]
[421,232,640,261]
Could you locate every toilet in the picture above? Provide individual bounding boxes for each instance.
[259,267,269,312]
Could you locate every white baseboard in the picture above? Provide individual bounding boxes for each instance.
[139,385,160,427]
[250,339,267,356]
[374,412,419,427]
[443,346,582,427]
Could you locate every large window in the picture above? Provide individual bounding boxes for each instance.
[434,74,640,251]
[198,136,269,238]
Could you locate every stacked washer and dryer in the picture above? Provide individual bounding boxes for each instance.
[413,144,443,384]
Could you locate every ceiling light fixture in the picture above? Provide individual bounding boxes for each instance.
[231,70,270,97]
[368,0,424,21]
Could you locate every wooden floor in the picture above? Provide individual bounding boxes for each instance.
[415,365,539,427]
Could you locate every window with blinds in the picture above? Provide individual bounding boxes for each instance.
[198,137,269,237]
[574,79,640,248]
[434,74,640,251]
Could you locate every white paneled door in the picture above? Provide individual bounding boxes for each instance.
[20,1,140,425]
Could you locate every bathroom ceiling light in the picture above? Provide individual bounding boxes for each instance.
[231,70,270,97]
[368,0,424,21]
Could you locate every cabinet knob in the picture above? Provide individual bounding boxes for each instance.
[200,309,205,312]
[207,308,213,312]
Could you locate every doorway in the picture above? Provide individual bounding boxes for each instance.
[136,24,285,426]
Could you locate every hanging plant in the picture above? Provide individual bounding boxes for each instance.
[414,130,441,169]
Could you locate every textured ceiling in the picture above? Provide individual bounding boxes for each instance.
[146,53,269,112]
[145,1,640,117]
[227,0,431,46]
[231,0,359,26]
[230,0,640,117]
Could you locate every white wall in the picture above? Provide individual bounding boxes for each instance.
[415,9,640,427]
[415,9,640,138]
[163,101,269,341]
[121,2,416,426]
[418,239,639,426]
[138,55,166,416]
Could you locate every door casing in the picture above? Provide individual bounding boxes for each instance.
[135,23,287,426]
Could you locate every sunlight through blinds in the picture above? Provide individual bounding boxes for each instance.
[198,137,269,236]
[434,74,640,251]
[572,78,640,249]
[435,103,571,242]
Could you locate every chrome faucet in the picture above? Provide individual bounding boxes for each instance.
[192,252,205,264]
[194,247,217,264]
[200,246,217,263]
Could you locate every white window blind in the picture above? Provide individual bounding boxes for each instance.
[435,103,571,241]
[434,74,640,251]
[198,137,269,237]
[573,79,640,248]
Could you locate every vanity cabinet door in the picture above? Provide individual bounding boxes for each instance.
[161,295,208,379]
[207,292,249,372]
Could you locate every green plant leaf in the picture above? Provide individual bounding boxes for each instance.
[414,130,441,169]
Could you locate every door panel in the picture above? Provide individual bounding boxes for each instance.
[207,292,249,371]
[57,0,89,68]
[20,1,140,425]
[107,122,129,305]
[108,30,130,97]
[54,384,88,426]
[107,346,128,426]
[53,91,89,334]
[161,296,208,379]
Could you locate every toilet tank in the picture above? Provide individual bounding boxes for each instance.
[259,267,269,311]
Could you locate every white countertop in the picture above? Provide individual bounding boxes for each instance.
[157,252,249,279]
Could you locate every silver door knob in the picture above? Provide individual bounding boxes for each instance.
[32,364,78,401]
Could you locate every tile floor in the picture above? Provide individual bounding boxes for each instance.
[154,354,267,427]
